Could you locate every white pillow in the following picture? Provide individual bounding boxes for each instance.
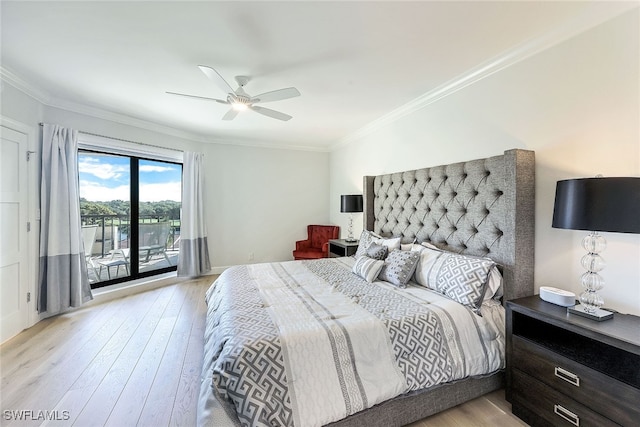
[484,267,504,301]
[413,246,442,287]
[420,241,439,250]
[352,256,385,283]
[401,242,424,251]
[373,236,402,252]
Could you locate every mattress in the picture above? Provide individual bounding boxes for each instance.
[198,257,505,427]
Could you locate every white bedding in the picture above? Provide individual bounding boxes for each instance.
[198,257,505,427]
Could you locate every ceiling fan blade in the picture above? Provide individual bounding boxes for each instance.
[198,65,235,94]
[166,91,228,104]
[250,105,292,121]
[222,108,240,121]
[251,87,300,103]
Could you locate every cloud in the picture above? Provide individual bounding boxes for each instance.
[80,180,129,201]
[139,165,177,173]
[139,182,182,202]
[78,157,128,180]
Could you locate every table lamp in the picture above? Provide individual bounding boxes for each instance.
[552,177,640,320]
[340,194,363,242]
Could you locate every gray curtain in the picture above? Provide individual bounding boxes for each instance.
[177,151,211,277]
[38,124,92,318]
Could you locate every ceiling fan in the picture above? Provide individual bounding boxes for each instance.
[167,65,300,121]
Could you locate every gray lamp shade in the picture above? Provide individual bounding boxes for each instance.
[552,177,640,234]
[340,194,363,213]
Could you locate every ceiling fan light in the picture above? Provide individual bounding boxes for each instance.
[232,102,248,111]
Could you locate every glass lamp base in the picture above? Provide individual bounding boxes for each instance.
[568,304,614,321]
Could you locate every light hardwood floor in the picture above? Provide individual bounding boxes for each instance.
[1,278,528,427]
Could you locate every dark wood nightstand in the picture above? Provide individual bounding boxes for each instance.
[328,239,359,258]
[506,295,640,426]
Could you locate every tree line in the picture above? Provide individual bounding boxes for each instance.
[80,198,181,220]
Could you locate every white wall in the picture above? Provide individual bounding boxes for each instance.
[330,9,640,315]
[1,84,330,277]
[202,142,329,268]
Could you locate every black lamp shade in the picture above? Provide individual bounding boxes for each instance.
[552,177,640,233]
[340,194,363,213]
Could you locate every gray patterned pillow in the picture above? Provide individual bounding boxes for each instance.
[354,230,380,259]
[417,247,495,312]
[378,249,420,288]
[366,243,388,260]
[352,256,385,283]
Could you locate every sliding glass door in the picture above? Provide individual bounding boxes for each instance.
[79,151,182,288]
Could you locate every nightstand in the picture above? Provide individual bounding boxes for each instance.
[506,295,640,426]
[328,239,359,257]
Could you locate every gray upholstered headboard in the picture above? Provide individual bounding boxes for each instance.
[363,149,535,302]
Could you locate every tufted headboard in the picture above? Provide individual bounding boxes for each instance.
[363,149,535,302]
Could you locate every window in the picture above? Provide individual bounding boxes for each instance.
[79,150,182,288]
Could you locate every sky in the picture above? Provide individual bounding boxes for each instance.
[78,153,182,202]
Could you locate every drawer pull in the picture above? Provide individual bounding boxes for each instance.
[554,404,580,426]
[555,366,580,387]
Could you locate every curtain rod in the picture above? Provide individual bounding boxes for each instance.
[38,122,183,153]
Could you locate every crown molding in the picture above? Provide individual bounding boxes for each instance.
[0,66,51,104]
[331,3,638,151]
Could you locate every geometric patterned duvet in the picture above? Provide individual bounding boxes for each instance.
[198,257,505,427]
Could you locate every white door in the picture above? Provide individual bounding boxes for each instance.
[0,125,30,342]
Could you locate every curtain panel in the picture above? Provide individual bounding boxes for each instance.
[177,151,211,277]
[38,124,92,318]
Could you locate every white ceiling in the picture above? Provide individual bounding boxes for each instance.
[1,1,634,151]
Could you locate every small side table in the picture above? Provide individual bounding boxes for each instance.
[97,259,129,280]
[506,295,640,426]
[328,239,359,257]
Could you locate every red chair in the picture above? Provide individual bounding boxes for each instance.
[293,225,340,260]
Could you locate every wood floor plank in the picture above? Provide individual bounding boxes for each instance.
[3,288,168,427]
[71,285,179,426]
[136,281,204,426]
[1,297,130,414]
[169,279,209,426]
[1,300,110,387]
[104,283,194,426]
[408,390,528,427]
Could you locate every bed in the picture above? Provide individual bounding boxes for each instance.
[198,149,535,427]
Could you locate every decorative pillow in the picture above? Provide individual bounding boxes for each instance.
[378,249,420,288]
[373,236,402,252]
[354,230,381,259]
[414,246,496,312]
[400,239,418,251]
[413,246,444,287]
[366,243,388,260]
[352,256,385,283]
[420,241,439,250]
[484,266,504,301]
[401,243,424,252]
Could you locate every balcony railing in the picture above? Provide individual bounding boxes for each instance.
[81,214,180,258]
[81,214,180,285]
